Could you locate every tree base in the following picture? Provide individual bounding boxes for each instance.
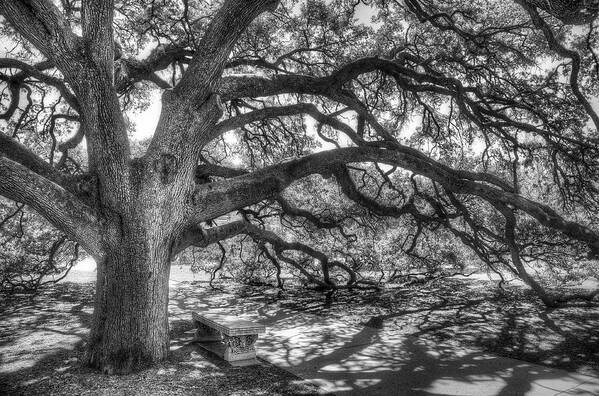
[87,344,169,375]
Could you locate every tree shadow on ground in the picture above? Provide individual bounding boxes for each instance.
[0,281,321,396]
[171,279,599,395]
[2,278,598,395]
[243,278,599,377]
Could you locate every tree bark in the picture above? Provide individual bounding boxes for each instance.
[87,224,172,374]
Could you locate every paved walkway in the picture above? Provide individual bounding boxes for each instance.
[168,282,599,396]
[256,310,599,395]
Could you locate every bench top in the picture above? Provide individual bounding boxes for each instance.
[192,311,265,336]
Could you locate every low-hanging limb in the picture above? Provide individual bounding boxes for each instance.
[257,242,284,289]
[187,145,599,256]
[209,242,227,290]
[174,219,360,289]
[1,234,81,293]
[0,156,102,258]
[438,189,518,282]
[0,133,75,191]
[498,203,599,306]
[217,66,524,192]
[497,203,559,307]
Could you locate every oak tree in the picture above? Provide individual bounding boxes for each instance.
[1,0,599,373]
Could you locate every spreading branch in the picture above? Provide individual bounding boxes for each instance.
[0,155,102,257]
[212,102,365,146]
[0,133,75,191]
[0,0,81,64]
[517,0,599,130]
[175,219,358,288]
[0,58,79,110]
[175,0,279,101]
[190,146,599,255]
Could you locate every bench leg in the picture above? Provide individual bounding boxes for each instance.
[222,334,259,365]
[193,321,222,342]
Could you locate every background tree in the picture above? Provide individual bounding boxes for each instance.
[0,198,80,291]
[1,0,599,374]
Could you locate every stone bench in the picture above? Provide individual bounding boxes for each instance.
[191,311,266,366]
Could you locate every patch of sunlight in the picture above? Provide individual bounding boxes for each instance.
[581,277,599,290]
[0,358,38,373]
[169,265,210,284]
[320,362,392,373]
[313,378,354,392]
[425,378,504,395]
[157,367,178,375]
[20,376,51,386]
[473,355,499,361]
[465,373,504,381]
[183,360,218,370]
[130,89,162,140]
[534,375,599,393]
[354,378,382,388]
[82,307,93,315]
[73,256,96,272]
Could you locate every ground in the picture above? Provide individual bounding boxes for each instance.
[0,282,320,396]
[0,273,598,395]
[269,278,599,376]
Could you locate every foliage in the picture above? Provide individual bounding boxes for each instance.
[2,0,599,304]
[0,198,79,292]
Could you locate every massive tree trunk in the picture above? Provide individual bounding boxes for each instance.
[85,155,193,373]
[88,230,172,374]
